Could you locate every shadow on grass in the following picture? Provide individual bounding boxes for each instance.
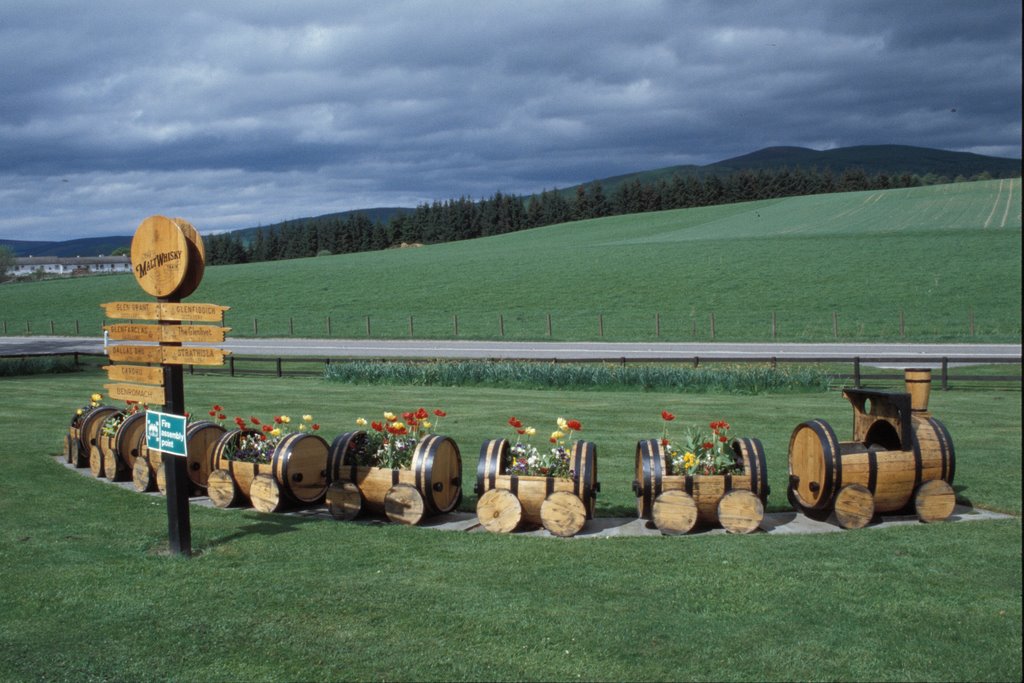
[201,515,312,551]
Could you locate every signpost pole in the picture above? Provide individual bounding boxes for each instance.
[160,295,191,557]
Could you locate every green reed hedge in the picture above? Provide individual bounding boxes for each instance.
[323,360,834,393]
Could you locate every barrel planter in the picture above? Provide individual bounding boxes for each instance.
[74,405,118,469]
[132,438,158,492]
[183,420,226,491]
[208,430,329,511]
[474,438,599,537]
[325,431,463,525]
[633,437,769,535]
[787,370,956,529]
[96,411,147,482]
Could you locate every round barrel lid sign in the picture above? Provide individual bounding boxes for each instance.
[130,216,191,298]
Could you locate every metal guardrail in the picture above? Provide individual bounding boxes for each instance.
[3,351,1021,388]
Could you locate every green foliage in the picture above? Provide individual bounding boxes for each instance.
[0,355,81,376]
[324,360,834,393]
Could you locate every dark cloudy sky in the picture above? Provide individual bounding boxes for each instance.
[1,0,1020,241]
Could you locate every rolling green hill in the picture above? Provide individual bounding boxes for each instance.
[1,179,1020,343]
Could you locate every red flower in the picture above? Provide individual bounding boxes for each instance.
[209,410,217,417]
[719,435,728,443]
[213,405,222,412]
[660,438,670,447]
[433,409,446,417]
[508,416,522,429]
[250,416,261,425]
[234,417,246,427]
[371,421,384,432]
[274,416,283,424]
[262,424,273,433]
[517,429,526,435]
[566,419,582,431]
[218,413,226,421]
[703,442,714,450]
[312,424,320,431]
[661,410,675,422]
[415,407,429,420]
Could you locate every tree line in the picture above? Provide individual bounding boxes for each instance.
[203,167,998,265]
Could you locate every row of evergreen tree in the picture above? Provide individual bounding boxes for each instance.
[204,166,991,265]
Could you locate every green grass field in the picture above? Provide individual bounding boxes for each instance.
[1,369,1020,681]
[1,179,1020,342]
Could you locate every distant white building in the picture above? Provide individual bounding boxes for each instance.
[9,255,132,278]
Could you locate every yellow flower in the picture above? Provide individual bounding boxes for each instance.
[683,452,696,468]
[76,408,84,415]
[557,417,569,431]
[421,420,432,429]
[356,417,368,426]
[271,428,282,437]
[384,411,396,421]
[298,424,307,432]
[524,427,536,436]
[91,393,103,402]
[303,414,313,423]
[551,430,565,441]
[281,415,291,424]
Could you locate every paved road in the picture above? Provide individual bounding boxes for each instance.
[2,335,1020,362]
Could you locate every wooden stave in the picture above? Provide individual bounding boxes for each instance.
[651,490,699,535]
[410,434,463,514]
[904,368,932,413]
[787,419,841,512]
[914,479,956,523]
[633,438,665,520]
[717,489,764,534]
[132,457,156,492]
[540,490,587,537]
[384,484,426,525]
[114,412,147,470]
[325,481,363,520]
[475,488,523,533]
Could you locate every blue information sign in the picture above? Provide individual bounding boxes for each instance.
[146,410,188,457]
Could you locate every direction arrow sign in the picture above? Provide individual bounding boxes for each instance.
[107,344,163,363]
[101,301,230,322]
[146,410,187,457]
[161,346,230,366]
[105,383,166,405]
[104,324,230,343]
[103,364,165,385]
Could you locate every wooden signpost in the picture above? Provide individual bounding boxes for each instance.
[100,215,231,557]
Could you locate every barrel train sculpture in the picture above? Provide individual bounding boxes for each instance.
[63,369,958,536]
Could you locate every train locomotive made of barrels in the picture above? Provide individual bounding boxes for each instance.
[62,369,957,537]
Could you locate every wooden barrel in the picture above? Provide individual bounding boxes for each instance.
[267,432,329,505]
[184,421,226,490]
[328,431,463,519]
[905,368,932,413]
[115,412,147,469]
[633,437,769,525]
[475,438,598,527]
[787,415,955,515]
[76,405,118,469]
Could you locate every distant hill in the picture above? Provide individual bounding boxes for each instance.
[0,236,132,258]
[3,145,1018,255]
[565,144,1021,198]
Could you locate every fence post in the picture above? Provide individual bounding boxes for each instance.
[253,318,258,336]
[969,308,975,336]
[230,356,235,377]
[453,314,459,337]
[771,311,776,339]
[50,320,55,334]
[655,312,661,337]
[276,358,283,378]
[710,312,716,339]
[899,309,905,337]
[26,321,31,334]
[499,314,505,337]
[942,357,948,390]
[289,317,294,336]
[366,316,371,337]
[693,356,699,368]
[598,313,603,337]
[327,316,331,336]
[546,312,552,337]
[75,319,80,335]
[854,356,861,388]
[832,311,838,338]
[409,315,414,337]
[2,320,6,334]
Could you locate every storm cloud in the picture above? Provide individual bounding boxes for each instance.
[1,0,1020,240]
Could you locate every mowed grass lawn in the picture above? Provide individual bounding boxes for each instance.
[1,179,1020,342]
[1,369,1020,681]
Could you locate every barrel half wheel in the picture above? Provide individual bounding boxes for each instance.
[207,469,240,508]
[717,489,764,534]
[652,490,698,535]
[476,488,522,534]
[914,479,956,523]
[384,484,426,525]
[834,484,875,530]
[540,491,587,538]
[132,458,156,492]
[326,481,363,521]
[250,473,285,513]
